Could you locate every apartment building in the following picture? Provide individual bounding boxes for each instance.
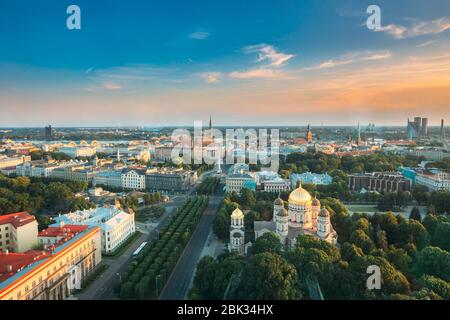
[0,212,38,253]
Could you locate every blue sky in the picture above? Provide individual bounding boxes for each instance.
[0,0,449,126]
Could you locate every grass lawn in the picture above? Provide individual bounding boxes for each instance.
[347,205,378,213]
[102,231,142,258]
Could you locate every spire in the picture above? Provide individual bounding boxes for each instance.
[209,115,212,129]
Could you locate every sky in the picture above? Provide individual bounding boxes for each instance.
[0,0,449,127]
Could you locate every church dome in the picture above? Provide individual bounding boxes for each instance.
[312,197,320,206]
[319,208,330,217]
[274,197,284,205]
[288,186,312,205]
[277,208,288,217]
[231,207,244,219]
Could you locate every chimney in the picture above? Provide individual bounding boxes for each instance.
[6,265,12,272]
[5,249,9,255]
[60,221,65,227]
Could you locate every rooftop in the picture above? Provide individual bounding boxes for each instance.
[0,212,36,228]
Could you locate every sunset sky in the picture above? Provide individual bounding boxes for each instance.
[0,0,449,127]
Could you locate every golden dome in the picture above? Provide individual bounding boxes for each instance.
[312,197,321,206]
[231,207,244,219]
[288,186,312,205]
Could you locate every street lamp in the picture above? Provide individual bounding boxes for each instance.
[116,272,122,282]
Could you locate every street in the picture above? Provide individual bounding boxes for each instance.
[159,196,223,300]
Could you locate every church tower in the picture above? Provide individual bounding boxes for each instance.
[311,197,320,223]
[306,124,313,144]
[317,208,331,238]
[273,197,284,222]
[229,207,245,254]
[276,208,289,244]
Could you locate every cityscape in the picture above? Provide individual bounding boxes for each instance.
[0,0,449,309]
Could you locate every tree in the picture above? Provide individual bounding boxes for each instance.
[409,207,422,222]
[237,253,300,300]
[430,191,450,215]
[394,220,430,250]
[432,222,450,252]
[418,274,450,299]
[340,243,364,262]
[414,246,450,282]
[239,188,256,208]
[251,232,282,256]
[349,229,376,254]
[212,208,230,241]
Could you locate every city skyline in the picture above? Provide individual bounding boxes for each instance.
[0,0,449,126]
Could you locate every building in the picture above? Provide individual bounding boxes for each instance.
[51,165,99,183]
[290,172,333,189]
[145,168,196,192]
[0,225,101,300]
[226,172,256,194]
[0,212,38,253]
[415,171,450,192]
[0,155,31,170]
[92,170,122,189]
[51,206,135,254]
[263,178,290,193]
[238,186,337,251]
[405,148,449,161]
[421,118,428,137]
[44,125,53,141]
[306,124,313,144]
[154,146,174,161]
[348,172,411,193]
[59,142,97,158]
[16,161,62,178]
[121,168,146,190]
[228,207,245,254]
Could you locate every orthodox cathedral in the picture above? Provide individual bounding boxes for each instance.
[229,185,338,254]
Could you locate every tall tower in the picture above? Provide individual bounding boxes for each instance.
[229,207,245,254]
[317,208,331,238]
[306,124,313,144]
[209,115,212,129]
[116,148,121,163]
[357,122,362,145]
[276,208,289,245]
[441,119,446,142]
[421,118,428,137]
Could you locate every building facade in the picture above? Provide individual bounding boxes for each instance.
[348,172,411,193]
[51,206,136,254]
[290,172,333,189]
[0,226,102,300]
[0,212,38,253]
[238,186,338,251]
[121,168,146,190]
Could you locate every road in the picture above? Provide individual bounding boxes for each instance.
[76,200,183,300]
[159,195,222,300]
[76,170,220,300]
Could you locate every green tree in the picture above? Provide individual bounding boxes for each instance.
[237,253,300,300]
[418,274,450,299]
[432,222,450,252]
[414,246,450,282]
[251,232,282,256]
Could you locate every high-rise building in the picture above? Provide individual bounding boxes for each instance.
[441,119,446,142]
[407,117,422,140]
[421,118,428,137]
[44,125,53,141]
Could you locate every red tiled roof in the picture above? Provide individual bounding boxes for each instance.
[38,225,88,238]
[0,212,36,228]
[0,251,49,283]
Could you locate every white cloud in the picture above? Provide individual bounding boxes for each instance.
[228,69,288,80]
[103,83,122,90]
[202,72,221,83]
[306,50,392,70]
[362,51,393,61]
[243,44,295,67]
[417,40,437,47]
[188,31,210,40]
[376,17,450,39]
